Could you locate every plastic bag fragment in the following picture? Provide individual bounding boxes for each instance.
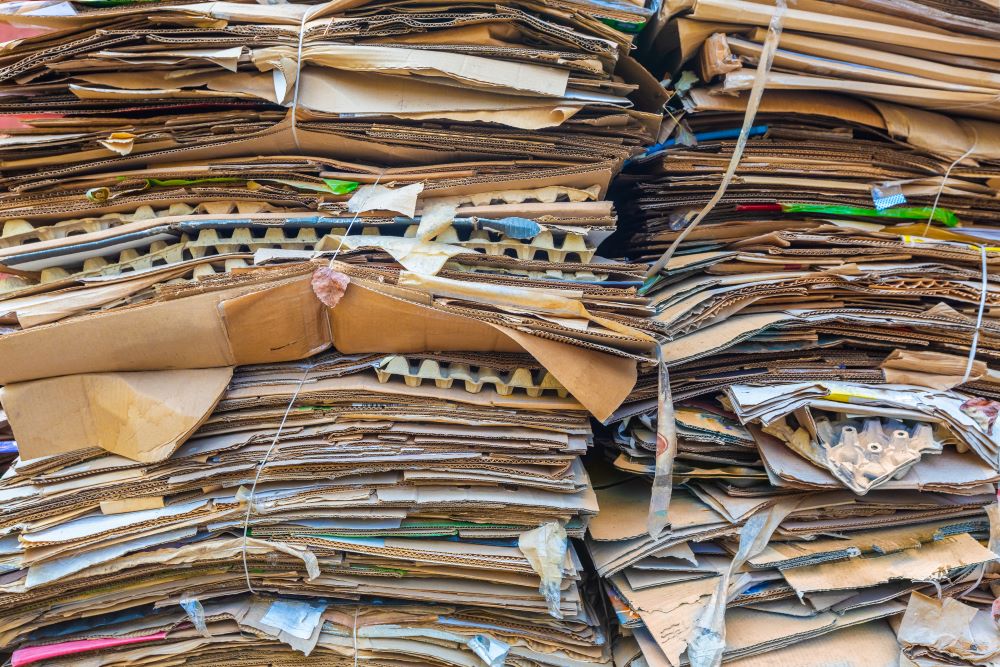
[518,522,567,619]
[467,633,510,667]
[647,344,677,538]
[871,181,906,210]
[687,499,798,667]
[180,593,211,637]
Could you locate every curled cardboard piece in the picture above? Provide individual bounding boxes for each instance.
[780,533,999,594]
[503,327,638,424]
[328,280,638,421]
[1,367,233,463]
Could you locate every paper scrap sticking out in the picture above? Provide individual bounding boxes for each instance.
[260,599,327,641]
[467,634,510,667]
[98,132,135,156]
[347,182,424,217]
[318,235,465,275]
[416,198,459,241]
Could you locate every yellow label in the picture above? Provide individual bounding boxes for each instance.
[826,390,877,403]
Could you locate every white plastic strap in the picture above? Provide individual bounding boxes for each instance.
[289,10,310,151]
[921,127,979,238]
[962,243,988,385]
[241,366,312,593]
[238,162,385,591]
[327,171,384,259]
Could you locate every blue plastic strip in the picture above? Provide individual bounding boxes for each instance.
[628,125,769,165]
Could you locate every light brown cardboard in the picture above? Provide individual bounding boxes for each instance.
[726,602,903,667]
[881,349,987,389]
[0,271,330,384]
[289,44,570,97]
[690,0,1000,58]
[329,280,524,354]
[328,279,640,420]
[2,367,233,462]
[99,497,166,515]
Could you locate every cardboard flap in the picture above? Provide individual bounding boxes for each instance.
[330,281,524,353]
[0,273,330,385]
[0,287,235,385]
[221,274,331,364]
[496,326,636,422]
[869,99,1000,159]
[2,367,233,463]
[328,281,636,419]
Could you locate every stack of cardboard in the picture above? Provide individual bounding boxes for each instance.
[0,347,611,664]
[0,0,665,665]
[3,0,1000,665]
[595,1,1000,666]
[642,0,1000,120]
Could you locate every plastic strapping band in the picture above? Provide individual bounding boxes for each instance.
[920,127,979,238]
[329,171,385,257]
[238,169,386,592]
[915,578,944,600]
[289,9,311,151]
[962,243,988,385]
[957,563,986,599]
[241,366,313,594]
[646,344,676,538]
[644,0,786,279]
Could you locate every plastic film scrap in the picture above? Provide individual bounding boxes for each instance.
[518,521,569,619]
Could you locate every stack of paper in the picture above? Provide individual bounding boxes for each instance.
[593,0,1000,665]
[0,0,665,665]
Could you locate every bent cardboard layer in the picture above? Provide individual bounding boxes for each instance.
[0,268,642,462]
[4,367,233,463]
[0,271,330,384]
[0,270,329,463]
[328,277,645,421]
